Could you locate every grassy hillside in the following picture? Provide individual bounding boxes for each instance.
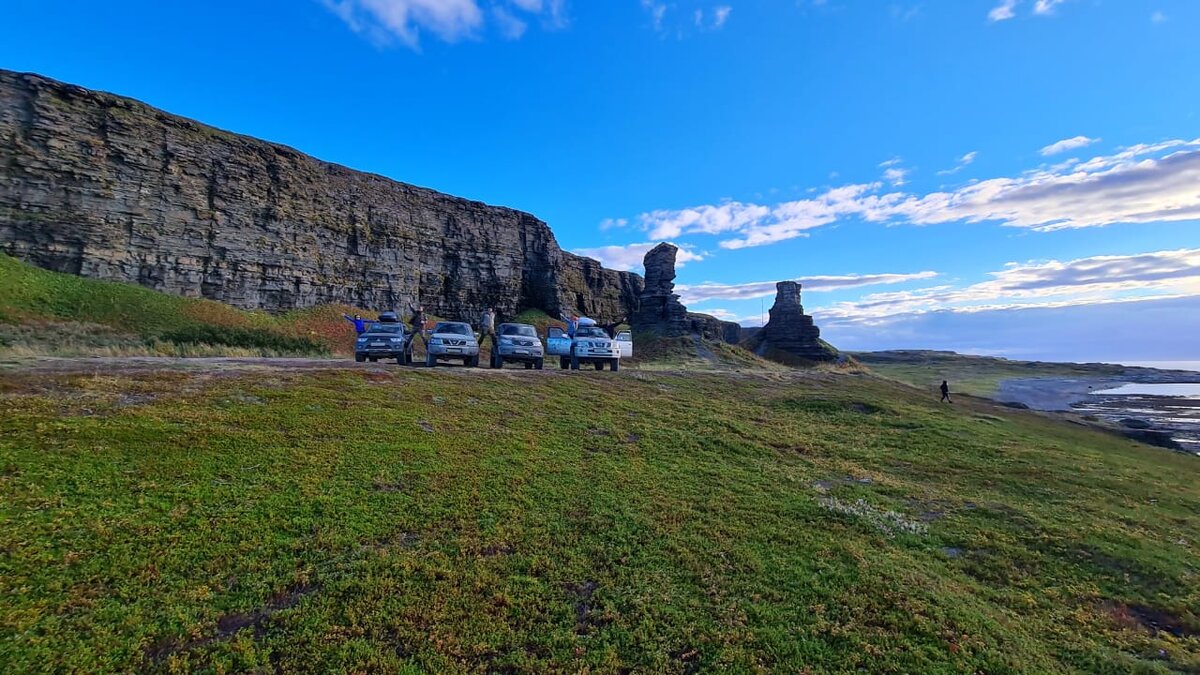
[853,350,1138,397]
[0,253,354,356]
[1,366,1196,672]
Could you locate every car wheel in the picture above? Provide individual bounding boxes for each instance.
[396,356,404,365]
[468,356,479,367]
[559,357,569,370]
[524,362,533,370]
[610,358,620,372]
[535,358,544,370]
[593,362,603,371]
[355,353,366,363]
[491,353,501,369]
[426,352,436,368]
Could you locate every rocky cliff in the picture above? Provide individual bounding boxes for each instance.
[0,70,641,320]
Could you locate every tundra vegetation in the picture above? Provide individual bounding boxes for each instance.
[2,367,1198,672]
[1,254,1198,672]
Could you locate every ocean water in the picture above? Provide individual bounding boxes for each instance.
[1076,385,1200,453]
[1093,383,1200,398]
[1119,360,1200,373]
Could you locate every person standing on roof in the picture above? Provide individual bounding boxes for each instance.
[480,307,497,351]
[342,313,371,334]
[599,317,626,338]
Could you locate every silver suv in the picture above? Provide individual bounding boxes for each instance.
[426,321,480,367]
[489,323,545,370]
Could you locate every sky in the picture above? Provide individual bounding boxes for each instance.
[2,0,1199,363]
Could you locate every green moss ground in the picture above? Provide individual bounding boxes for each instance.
[1,367,1196,672]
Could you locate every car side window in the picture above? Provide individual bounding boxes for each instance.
[547,327,564,338]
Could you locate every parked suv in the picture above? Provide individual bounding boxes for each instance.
[547,325,621,371]
[426,321,480,367]
[355,323,413,364]
[489,323,545,369]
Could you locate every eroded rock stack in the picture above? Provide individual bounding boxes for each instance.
[0,69,642,319]
[631,242,741,343]
[747,281,837,362]
[631,243,691,337]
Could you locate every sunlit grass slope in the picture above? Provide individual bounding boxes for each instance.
[1,367,1196,672]
[0,253,367,356]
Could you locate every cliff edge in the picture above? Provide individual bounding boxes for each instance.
[0,70,642,320]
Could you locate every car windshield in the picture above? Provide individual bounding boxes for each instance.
[434,323,471,336]
[500,325,537,337]
[365,324,404,335]
[575,327,607,338]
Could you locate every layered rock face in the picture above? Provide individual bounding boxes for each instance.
[0,70,641,320]
[747,281,837,361]
[631,242,740,343]
[631,243,690,337]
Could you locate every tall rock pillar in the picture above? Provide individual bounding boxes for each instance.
[631,243,691,337]
[749,281,837,362]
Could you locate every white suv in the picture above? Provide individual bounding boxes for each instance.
[546,325,622,371]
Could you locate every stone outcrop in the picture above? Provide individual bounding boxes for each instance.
[746,281,837,362]
[631,243,690,337]
[0,69,641,320]
[631,242,740,343]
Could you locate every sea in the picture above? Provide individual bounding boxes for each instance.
[1073,382,1200,454]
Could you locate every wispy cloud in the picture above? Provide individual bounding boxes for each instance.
[572,241,706,272]
[620,138,1200,249]
[677,271,939,304]
[1040,135,1099,156]
[647,2,732,34]
[937,151,978,176]
[1033,0,1066,16]
[323,0,563,48]
[817,248,1200,322]
[988,0,1018,21]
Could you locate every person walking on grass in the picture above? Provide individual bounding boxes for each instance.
[342,313,371,335]
[408,304,428,347]
[479,307,497,351]
[940,380,951,403]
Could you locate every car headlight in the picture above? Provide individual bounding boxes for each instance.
[499,337,514,345]
[389,337,403,343]
[429,337,443,345]
[356,337,367,343]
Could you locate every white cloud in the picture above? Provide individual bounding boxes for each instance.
[642,0,668,31]
[1033,0,1066,15]
[1040,135,1100,156]
[883,167,909,186]
[937,151,978,176]
[712,5,732,28]
[677,271,939,304]
[988,0,1018,21]
[599,217,629,231]
[626,137,1200,249]
[324,0,561,48]
[572,241,706,272]
[816,248,1200,322]
[650,2,731,33]
[1151,10,1167,23]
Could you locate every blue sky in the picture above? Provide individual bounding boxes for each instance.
[2,0,1199,361]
